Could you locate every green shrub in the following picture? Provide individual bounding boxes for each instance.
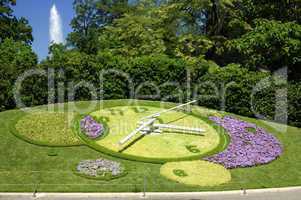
[198,64,269,116]
[288,83,301,127]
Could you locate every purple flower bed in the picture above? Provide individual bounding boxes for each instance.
[205,116,282,169]
[80,116,104,139]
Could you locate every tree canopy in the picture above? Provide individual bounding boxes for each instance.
[0,0,300,126]
[0,0,33,44]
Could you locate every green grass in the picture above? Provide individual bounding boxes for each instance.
[160,161,231,187]
[0,100,300,192]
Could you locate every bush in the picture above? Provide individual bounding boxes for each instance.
[197,64,269,116]
[196,64,301,127]
[3,46,300,128]
[288,83,301,127]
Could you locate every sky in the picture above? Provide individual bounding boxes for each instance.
[13,0,75,60]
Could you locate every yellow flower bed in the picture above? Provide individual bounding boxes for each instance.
[15,112,81,146]
[160,160,231,186]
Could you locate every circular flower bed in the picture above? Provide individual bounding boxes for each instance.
[160,161,231,186]
[80,116,104,139]
[76,158,126,180]
[205,116,282,169]
[15,112,81,146]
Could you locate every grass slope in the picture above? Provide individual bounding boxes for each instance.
[0,100,300,192]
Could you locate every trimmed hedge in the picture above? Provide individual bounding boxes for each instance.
[3,53,300,127]
[198,64,301,127]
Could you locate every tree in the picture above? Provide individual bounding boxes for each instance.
[219,0,301,39]
[165,0,236,36]
[67,0,129,54]
[224,20,301,80]
[0,39,38,110]
[238,0,301,24]
[0,0,33,44]
[99,12,167,57]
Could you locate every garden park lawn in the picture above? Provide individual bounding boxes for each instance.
[160,160,231,186]
[0,100,301,192]
[90,106,220,159]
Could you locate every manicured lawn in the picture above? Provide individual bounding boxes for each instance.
[0,100,300,192]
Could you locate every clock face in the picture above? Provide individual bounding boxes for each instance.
[80,105,226,162]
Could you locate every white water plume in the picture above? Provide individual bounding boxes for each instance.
[49,4,64,44]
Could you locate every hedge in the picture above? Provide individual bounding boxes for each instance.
[3,53,300,127]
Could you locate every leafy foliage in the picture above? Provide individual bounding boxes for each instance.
[99,13,167,56]
[198,64,269,116]
[224,20,301,74]
[0,39,38,111]
[67,0,130,54]
[0,0,33,44]
[0,0,300,129]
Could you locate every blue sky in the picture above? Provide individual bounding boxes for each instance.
[13,0,75,60]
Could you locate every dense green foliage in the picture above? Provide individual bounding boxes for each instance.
[224,20,301,74]
[0,38,38,111]
[0,0,33,44]
[67,0,130,54]
[0,0,300,127]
